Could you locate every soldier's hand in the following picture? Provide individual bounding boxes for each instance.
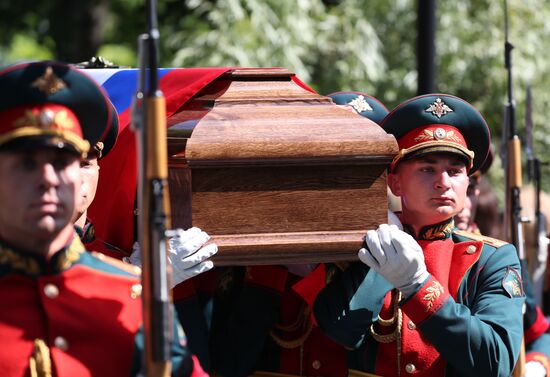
[127,227,218,288]
[168,227,217,287]
[358,224,429,298]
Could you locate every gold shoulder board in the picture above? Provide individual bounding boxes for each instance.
[453,229,509,248]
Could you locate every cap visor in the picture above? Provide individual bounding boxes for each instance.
[0,135,81,156]
[403,145,471,164]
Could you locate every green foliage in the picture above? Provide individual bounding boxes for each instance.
[97,44,136,67]
[163,0,385,94]
[445,0,550,194]
[2,34,53,64]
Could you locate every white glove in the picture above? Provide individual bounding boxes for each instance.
[168,227,217,287]
[358,224,429,298]
[127,227,218,288]
[525,360,547,377]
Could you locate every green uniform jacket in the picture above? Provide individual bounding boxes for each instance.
[314,227,525,377]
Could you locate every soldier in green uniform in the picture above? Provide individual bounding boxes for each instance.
[313,93,525,377]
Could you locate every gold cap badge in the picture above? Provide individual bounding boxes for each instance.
[425,98,453,118]
[348,95,373,113]
[31,67,67,95]
[14,109,75,132]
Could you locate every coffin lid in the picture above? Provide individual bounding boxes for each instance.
[167,68,398,166]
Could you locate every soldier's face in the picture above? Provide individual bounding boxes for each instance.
[0,149,81,247]
[388,153,469,227]
[76,155,100,220]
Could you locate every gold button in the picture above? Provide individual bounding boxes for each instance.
[466,245,477,254]
[130,284,142,299]
[44,284,59,298]
[312,360,321,370]
[405,363,416,373]
[407,320,416,330]
[54,336,69,351]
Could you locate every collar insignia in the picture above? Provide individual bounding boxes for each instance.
[0,236,84,276]
[425,98,453,118]
[77,221,96,244]
[31,66,67,95]
[403,218,454,240]
[348,95,373,113]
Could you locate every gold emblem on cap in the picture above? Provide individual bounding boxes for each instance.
[425,97,453,118]
[414,128,461,143]
[52,110,75,130]
[348,95,373,113]
[433,127,447,140]
[14,109,75,131]
[31,66,67,95]
[39,109,55,128]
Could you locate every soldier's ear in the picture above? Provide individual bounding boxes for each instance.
[387,173,402,197]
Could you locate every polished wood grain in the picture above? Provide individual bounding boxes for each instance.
[167,68,398,265]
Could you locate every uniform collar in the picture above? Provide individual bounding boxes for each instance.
[0,235,85,276]
[402,217,455,241]
[74,219,96,244]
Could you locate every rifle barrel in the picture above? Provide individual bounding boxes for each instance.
[135,1,172,376]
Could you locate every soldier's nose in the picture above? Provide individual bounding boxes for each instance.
[40,163,60,188]
[434,172,451,189]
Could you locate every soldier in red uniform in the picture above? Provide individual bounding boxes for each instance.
[0,61,206,377]
[314,94,525,376]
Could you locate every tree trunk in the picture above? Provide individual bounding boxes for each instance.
[49,0,110,63]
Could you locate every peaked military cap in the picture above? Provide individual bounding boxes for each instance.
[380,93,490,174]
[0,61,115,156]
[72,58,120,159]
[327,91,389,124]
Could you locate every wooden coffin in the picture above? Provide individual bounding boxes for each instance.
[167,68,398,265]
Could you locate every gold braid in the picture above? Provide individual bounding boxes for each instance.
[369,291,403,344]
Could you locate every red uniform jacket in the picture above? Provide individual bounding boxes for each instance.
[0,235,201,377]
